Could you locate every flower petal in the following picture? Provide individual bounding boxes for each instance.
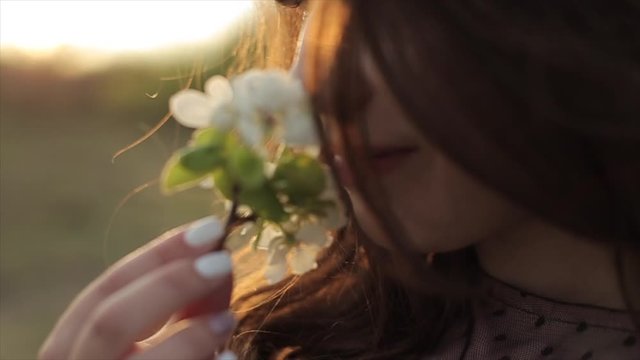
[230,82,254,115]
[255,224,283,250]
[267,239,289,265]
[264,261,288,284]
[231,70,265,110]
[232,69,303,114]
[210,102,235,130]
[287,78,307,105]
[321,203,347,230]
[169,89,215,128]
[265,238,290,283]
[204,75,233,103]
[296,222,328,247]
[283,105,318,146]
[237,112,265,147]
[288,245,319,275]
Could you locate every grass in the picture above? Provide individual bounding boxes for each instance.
[0,21,255,357]
[0,64,220,359]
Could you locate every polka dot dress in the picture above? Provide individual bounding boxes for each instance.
[424,275,639,359]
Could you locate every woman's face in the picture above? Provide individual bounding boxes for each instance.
[294,22,526,254]
[344,58,527,252]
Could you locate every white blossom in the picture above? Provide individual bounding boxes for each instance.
[282,104,318,146]
[258,219,332,284]
[170,76,234,130]
[204,75,233,103]
[171,70,317,149]
[320,202,348,230]
[236,111,265,147]
[232,69,306,114]
[255,224,284,250]
[288,244,320,275]
[296,222,329,247]
[169,90,217,129]
[264,237,288,284]
[210,102,235,130]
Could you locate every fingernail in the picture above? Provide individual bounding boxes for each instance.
[217,349,238,360]
[185,216,223,248]
[194,252,232,279]
[209,310,236,336]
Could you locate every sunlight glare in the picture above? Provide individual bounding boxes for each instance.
[0,1,254,53]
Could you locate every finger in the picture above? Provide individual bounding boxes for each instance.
[137,286,234,350]
[39,216,224,360]
[126,311,236,360]
[175,282,234,322]
[70,251,233,360]
[216,350,239,360]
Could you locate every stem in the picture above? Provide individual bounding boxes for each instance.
[224,196,240,236]
[210,186,257,252]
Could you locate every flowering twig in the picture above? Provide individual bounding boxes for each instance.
[162,69,347,283]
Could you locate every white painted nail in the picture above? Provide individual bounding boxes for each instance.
[217,350,237,360]
[209,310,236,336]
[194,252,232,279]
[185,216,223,248]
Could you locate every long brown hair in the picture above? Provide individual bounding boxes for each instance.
[228,1,640,359]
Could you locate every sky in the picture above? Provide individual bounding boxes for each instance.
[0,1,253,54]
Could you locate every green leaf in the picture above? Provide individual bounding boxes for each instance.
[228,147,265,190]
[161,154,209,194]
[192,128,227,147]
[223,131,243,153]
[273,153,326,203]
[239,184,287,222]
[179,145,225,172]
[212,168,234,200]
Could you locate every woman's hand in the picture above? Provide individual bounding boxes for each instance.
[39,216,236,360]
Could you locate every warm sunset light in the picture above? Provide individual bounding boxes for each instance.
[0,1,253,53]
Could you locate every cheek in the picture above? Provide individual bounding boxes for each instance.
[348,189,395,248]
[380,152,526,253]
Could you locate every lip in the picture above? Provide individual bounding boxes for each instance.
[370,146,419,174]
[332,146,419,187]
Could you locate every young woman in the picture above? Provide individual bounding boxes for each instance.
[40,1,639,359]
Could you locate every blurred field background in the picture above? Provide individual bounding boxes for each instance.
[0,2,253,358]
